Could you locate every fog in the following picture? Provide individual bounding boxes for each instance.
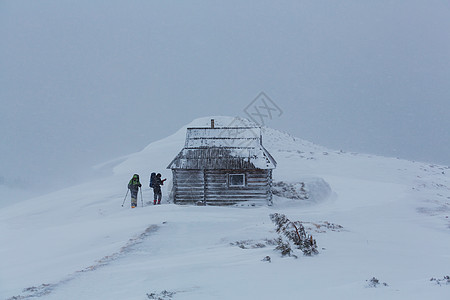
[1,1,449,195]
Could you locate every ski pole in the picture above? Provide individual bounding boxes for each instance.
[140,188,144,207]
[122,189,129,207]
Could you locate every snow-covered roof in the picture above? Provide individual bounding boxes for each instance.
[167,127,276,170]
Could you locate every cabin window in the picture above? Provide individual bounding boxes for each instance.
[229,174,245,187]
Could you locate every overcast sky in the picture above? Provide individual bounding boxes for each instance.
[1,0,449,192]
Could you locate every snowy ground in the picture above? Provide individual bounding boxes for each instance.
[1,116,449,300]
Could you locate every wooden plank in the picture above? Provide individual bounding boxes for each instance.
[175,190,204,194]
[175,196,204,200]
[176,197,204,201]
[175,198,204,202]
[247,179,268,183]
[175,193,204,197]
[206,198,268,202]
[247,183,268,187]
[175,177,204,182]
[205,200,267,206]
[176,185,205,189]
[205,191,268,196]
[215,193,269,197]
[206,188,268,193]
[204,179,226,183]
[247,176,268,181]
[206,194,268,199]
[247,176,268,180]
[206,192,268,198]
[175,180,204,185]
[247,173,268,177]
[176,190,204,195]
[205,184,229,188]
[207,187,268,191]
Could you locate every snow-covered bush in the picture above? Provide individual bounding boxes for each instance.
[366,277,388,288]
[274,236,295,257]
[230,240,268,249]
[430,276,450,285]
[270,213,318,256]
[146,290,176,299]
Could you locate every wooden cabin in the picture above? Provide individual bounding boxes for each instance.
[167,120,277,205]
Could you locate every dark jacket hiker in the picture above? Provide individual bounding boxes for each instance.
[152,173,166,205]
[128,174,142,208]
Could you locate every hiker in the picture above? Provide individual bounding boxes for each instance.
[127,174,142,208]
[152,173,166,205]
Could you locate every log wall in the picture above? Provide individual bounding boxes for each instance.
[172,169,273,205]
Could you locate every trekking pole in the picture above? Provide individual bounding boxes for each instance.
[122,189,129,207]
[140,188,144,207]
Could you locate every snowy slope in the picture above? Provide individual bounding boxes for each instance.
[1,116,449,300]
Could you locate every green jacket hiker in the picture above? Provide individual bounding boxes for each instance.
[127,174,142,208]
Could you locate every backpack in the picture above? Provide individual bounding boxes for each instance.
[149,172,156,188]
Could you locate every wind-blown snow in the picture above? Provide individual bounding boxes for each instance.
[1,116,449,299]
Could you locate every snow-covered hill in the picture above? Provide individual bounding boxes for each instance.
[1,116,449,300]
